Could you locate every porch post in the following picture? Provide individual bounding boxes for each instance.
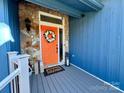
[7,51,18,93]
[7,51,18,72]
[18,54,30,93]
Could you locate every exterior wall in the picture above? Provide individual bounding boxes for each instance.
[8,0,20,52]
[0,0,20,93]
[19,2,69,61]
[70,0,124,90]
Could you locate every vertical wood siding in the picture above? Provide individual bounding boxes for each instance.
[70,0,124,91]
[8,0,20,52]
[0,0,20,93]
[0,0,10,93]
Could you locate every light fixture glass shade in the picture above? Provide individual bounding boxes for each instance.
[0,23,14,46]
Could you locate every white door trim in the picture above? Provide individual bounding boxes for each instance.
[39,11,65,68]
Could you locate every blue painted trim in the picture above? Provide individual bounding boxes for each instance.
[25,0,103,18]
[25,0,82,18]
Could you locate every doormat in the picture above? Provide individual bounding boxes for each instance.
[44,65,65,76]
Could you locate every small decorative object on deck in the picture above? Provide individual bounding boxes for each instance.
[44,30,56,43]
[40,61,44,73]
[0,23,14,46]
[34,60,41,75]
[65,52,70,67]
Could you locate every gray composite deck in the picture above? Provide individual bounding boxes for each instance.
[30,65,122,93]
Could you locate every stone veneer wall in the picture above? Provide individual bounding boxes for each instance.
[19,1,69,52]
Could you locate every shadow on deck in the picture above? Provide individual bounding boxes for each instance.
[30,65,122,93]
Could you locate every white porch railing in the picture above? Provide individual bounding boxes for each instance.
[0,52,30,93]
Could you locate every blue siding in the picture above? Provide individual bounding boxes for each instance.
[69,0,124,91]
[8,0,20,52]
[0,0,10,93]
[0,0,20,93]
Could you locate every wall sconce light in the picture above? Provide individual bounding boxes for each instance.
[24,18,31,32]
[0,23,14,46]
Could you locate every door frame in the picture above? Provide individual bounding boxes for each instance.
[39,11,65,68]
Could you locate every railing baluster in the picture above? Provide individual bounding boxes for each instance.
[0,69,19,91]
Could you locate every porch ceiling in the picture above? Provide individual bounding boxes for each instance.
[58,0,103,12]
[25,0,103,18]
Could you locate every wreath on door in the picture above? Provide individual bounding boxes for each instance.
[44,30,56,43]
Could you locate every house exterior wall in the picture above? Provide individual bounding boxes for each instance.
[70,0,124,91]
[0,0,20,93]
[19,2,69,61]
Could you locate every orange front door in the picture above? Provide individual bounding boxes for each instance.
[41,25,58,67]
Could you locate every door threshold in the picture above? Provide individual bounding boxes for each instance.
[44,62,65,69]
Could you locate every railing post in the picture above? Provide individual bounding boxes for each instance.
[7,51,18,93]
[18,54,30,93]
[7,51,18,72]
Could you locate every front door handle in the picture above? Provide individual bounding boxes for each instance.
[56,47,58,53]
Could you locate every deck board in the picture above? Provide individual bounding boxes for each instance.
[49,74,65,93]
[37,74,44,93]
[30,65,123,93]
[41,74,51,93]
